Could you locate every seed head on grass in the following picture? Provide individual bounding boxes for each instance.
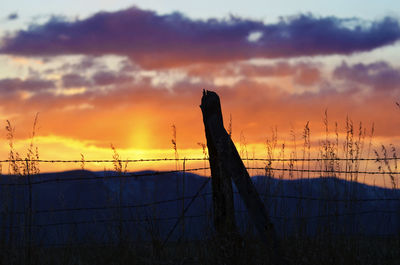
[6,120,22,175]
[171,124,179,170]
[25,113,40,175]
[197,142,208,175]
[111,143,123,173]
[80,154,85,170]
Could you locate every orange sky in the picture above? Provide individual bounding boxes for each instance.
[1,7,400,188]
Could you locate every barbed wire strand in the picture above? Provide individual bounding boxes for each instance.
[249,167,400,175]
[1,156,399,248]
[6,191,400,216]
[0,167,210,186]
[1,157,399,163]
[4,209,396,231]
[162,177,211,247]
[9,193,213,215]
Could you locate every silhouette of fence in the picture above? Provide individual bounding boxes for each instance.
[0,156,399,250]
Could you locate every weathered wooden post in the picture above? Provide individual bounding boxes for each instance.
[200,89,240,264]
[200,90,237,236]
[200,90,282,261]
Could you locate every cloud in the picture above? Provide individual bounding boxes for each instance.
[333,61,400,91]
[186,61,322,87]
[7,13,18,21]
[1,7,400,68]
[92,71,133,86]
[237,62,296,77]
[61,73,91,88]
[293,63,321,86]
[47,56,101,74]
[1,56,399,150]
[1,66,395,149]
[0,77,55,94]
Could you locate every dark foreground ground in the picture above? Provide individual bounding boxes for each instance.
[1,235,399,265]
[1,170,399,264]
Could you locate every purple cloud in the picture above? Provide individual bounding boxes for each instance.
[0,78,54,93]
[186,61,322,86]
[7,13,18,21]
[234,62,296,77]
[1,8,400,68]
[92,71,133,86]
[334,61,400,91]
[293,63,321,86]
[62,73,91,88]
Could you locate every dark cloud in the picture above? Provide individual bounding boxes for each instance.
[2,64,399,148]
[238,62,295,77]
[293,63,321,86]
[1,7,400,68]
[76,56,97,69]
[92,71,133,86]
[0,78,54,93]
[119,59,139,73]
[186,61,297,78]
[61,73,91,88]
[7,13,18,21]
[333,61,400,91]
[55,56,100,73]
[186,61,322,86]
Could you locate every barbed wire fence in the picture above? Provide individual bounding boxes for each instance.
[0,156,399,251]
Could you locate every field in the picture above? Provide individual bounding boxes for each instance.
[1,117,400,265]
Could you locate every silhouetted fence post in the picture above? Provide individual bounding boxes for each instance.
[200,90,282,262]
[200,90,237,237]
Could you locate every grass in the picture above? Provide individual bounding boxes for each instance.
[1,235,398,265]
[0,114,400,264]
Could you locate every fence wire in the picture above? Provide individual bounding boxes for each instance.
[1,156,399,163]
[0,167,210,186]
[0,156,399,249]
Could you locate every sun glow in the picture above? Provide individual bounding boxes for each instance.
[0,134,209,173]
[128,118,153,149]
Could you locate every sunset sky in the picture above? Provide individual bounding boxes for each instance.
[1,1,400,177]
